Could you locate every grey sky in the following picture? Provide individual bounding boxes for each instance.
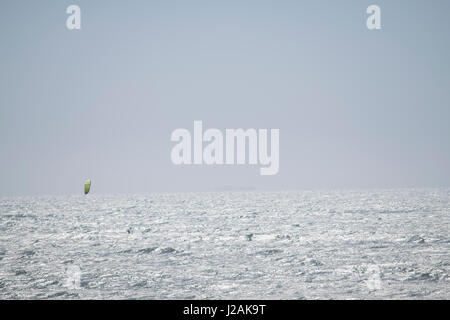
[1,0,449,196]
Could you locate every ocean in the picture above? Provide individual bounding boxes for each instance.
[0,189,448,299]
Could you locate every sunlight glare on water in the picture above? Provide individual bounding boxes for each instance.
[0,189,448,299]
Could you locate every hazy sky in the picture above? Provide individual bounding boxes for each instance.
[1,0,449,196]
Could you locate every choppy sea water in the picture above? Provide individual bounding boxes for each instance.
[0,189,448,299]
